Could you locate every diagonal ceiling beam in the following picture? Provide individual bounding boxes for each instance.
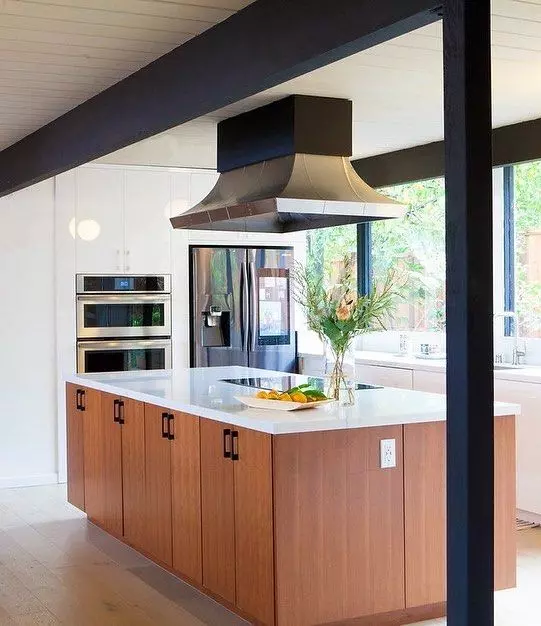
[0,0,441,198]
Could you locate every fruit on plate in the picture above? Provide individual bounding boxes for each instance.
[254,383,329,403]
[290,391,307,403]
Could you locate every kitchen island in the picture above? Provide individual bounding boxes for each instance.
[65,366,519,626]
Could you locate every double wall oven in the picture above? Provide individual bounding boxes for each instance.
[76,275,172,373]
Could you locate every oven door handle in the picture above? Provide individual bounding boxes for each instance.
[78,339,172,350]
[76,294,171,304]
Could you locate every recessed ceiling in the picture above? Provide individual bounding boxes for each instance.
[0,0,254,151]
[99,0,541,169]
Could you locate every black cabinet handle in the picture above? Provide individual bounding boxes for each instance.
[162,412,169,438]
[113,399,120,423]
[231,430,239,461]
[76,389,86,412]
[223,428,232,458]
[80,390,86,411]
[118,400,125,425]
[167,414,175,441]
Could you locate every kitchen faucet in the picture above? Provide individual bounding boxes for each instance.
[494,311,526,366]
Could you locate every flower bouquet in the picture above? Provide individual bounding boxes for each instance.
[292,255,398,404]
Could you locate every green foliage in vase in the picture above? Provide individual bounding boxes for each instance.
[292,255,399,355]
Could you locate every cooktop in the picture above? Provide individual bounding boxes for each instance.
[220,375,382,391]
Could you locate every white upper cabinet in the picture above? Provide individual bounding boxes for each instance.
[75,167,124,274]
[73,166,174,275]
[124,169,172,274]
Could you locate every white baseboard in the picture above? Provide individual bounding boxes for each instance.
[0,473,59,489]
[517,509,541,525]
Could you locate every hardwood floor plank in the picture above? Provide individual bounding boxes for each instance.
[0,485,247,626]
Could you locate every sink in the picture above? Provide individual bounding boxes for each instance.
[493,363,525,370]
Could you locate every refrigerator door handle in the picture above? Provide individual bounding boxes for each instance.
[240,261,249,352]
[249,261,258,352]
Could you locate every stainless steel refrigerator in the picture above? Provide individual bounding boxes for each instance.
[190,246,297,372]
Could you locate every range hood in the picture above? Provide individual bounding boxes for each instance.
[171,95,404,233]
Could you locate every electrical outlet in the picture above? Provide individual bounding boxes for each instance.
[380,439,396,469]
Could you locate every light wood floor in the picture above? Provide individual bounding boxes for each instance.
[0,485,539,626]
[412,525,541,626]
[0,484,248,626]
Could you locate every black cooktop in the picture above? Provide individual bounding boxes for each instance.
[220,375,382,391]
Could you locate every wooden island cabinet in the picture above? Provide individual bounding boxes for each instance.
[66,381,517,626]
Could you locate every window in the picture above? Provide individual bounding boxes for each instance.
[370,178,446,331]
[509,160,541,337]
[305,224,358,286]
[303,182,446,333]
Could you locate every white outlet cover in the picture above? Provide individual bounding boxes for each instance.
[380,438,396,469]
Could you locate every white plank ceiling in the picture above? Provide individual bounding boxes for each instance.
[0,0,253,150]
[2,0,541,167]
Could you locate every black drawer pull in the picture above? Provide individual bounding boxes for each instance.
[80,390,86,411]
[118,400,125,425]
[168,414,175,441]
[231,430,239,461]
[223,428,232,458]
[113,399,120,423]
[162,412,169,438]
[76,389,82,411]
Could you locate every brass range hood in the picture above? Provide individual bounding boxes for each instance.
[171,95,404,233]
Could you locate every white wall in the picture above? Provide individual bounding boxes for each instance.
[0,163,306,488]
[0,181,58,487]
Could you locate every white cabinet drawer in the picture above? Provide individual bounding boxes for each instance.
[413,370,446,394]
[494,379,540,514]
[356,364,413,390]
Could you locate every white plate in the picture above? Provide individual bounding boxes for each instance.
[235,396,335,411]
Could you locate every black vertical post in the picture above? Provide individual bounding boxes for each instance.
[443,1,494,625]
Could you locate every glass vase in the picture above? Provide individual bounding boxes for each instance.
[326,344,355,406]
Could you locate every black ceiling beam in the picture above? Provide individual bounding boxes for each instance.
[0,0,441,198]
[353,116,541,188]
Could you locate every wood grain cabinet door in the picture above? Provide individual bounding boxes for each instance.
[83,388,107,528]
[83,391,123,537]
[171,411,202,584]
[121,398,146,550]
[66,383,86,512]
[233,427,274,626]
[144,404,173,566]
[200,419,236,604]
[102,393,124,537]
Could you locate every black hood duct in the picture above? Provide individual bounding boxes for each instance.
[171,95,404,233]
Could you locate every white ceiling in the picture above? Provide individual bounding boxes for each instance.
[2,0,541,167]
[0,0,253,150]
[100,0,541,168]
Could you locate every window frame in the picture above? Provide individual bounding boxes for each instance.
[356,223,371,296]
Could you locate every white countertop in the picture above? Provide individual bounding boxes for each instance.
[356,351,541,383]
[65,366,520,435]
